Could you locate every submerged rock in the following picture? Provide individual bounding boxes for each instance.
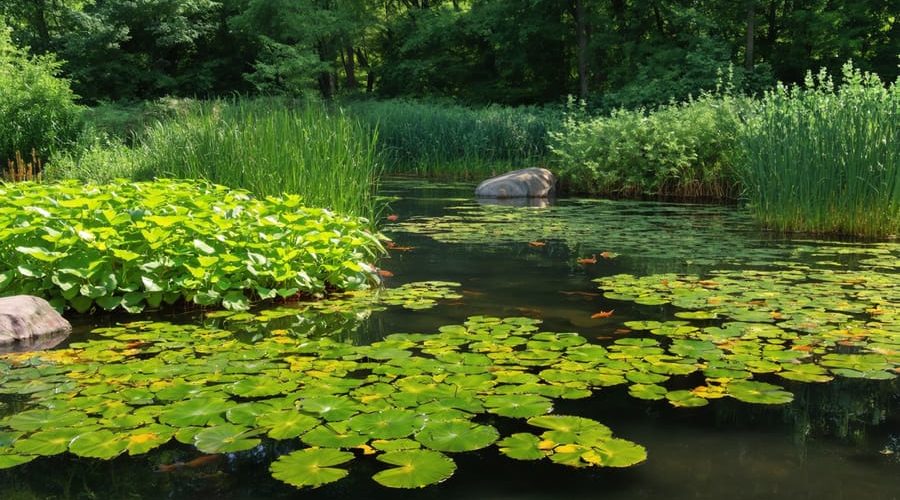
[475,168,556,198]
[0,296,71,346]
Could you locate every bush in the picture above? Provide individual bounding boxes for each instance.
[0,23,82,165]
[549,94,744,198]
[345,99,559,179]
[740,62,899,237]
[0,180,385,313]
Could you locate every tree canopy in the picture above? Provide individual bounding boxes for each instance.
[2,0,896,105]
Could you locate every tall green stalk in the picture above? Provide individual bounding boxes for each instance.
[740,63,899,237]
[137,99,381,221]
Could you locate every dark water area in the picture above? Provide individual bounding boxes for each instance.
[1,180,897,499]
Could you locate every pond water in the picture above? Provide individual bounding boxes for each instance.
[1,180,897,499]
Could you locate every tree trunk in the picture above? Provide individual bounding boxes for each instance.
[343,45,358,89]
[745,1,756,71]
[575,0,589,100]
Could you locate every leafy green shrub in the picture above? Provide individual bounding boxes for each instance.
[0,23,83,164]
[549,95,744,198]
[740,62,899,237]
[0,180,385,313]
[345,99,559,179]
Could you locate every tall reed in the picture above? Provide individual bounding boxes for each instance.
[139,99,381,220]
[740,63,899,237]
[345,99,558,179]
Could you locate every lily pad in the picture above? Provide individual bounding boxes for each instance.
[414,420,499,452]
[270,448,354,488]
[372,450,457,489]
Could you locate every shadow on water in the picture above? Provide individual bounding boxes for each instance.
[1,179,897,499]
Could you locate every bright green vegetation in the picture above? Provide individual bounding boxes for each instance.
[549,94,744,198]
[740,64,899,237]
[0,179,385,313]
[0,25,82,165]
[48,99,381,219]
[4,1,895,106]
[1,293,896,487]
[346,100,557,179]
[0,316,652,489]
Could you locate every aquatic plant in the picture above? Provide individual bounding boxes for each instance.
[739,62,899,237]
[0,316,649,489]
[0,180,384,313]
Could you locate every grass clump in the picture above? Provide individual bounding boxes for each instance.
[548,95,744,198]
[0,179,385,313]
[346,99,558,179]
[48,99,381,220]
[740,62,899,237]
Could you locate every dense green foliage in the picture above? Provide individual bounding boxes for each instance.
[0,180,384,313]
[0,23,81,163]
[740,64,899,237]
[549,94,744,198]
[1,1,895,106]
[347,99,558,179]
[48,99,382,219]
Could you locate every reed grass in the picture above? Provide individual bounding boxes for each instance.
[50,99,382,220]
[345,99,558,179]
[740,63,899,237]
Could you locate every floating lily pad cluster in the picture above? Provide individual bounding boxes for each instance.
[391,198,900,271]
[0,180,384,313]
[0,316,650,489]
[595,264,899,391]
[205,281,463,339]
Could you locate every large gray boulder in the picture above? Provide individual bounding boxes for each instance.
[475,168,556,198]
[0,296,71,345]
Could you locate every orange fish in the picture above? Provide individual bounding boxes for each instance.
[591,310,615,319]
[529,241,546,247]
[576,255,597,265]
[614,328,632,334]
[386,214,399,222]
[377,269,394,278]
[599,251,617,259]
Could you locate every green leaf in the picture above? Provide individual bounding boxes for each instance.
[414,420,499,452]
[372,450,457,489]
[270,448,354,488]
[193,424,261,453]
[69,430,129,459]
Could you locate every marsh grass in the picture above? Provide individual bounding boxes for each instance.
[346,99,557,179]
[50,99,382,220]
[740,63,899,237]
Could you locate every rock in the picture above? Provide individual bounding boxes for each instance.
[0,296,71,346]
[475,168,556,198]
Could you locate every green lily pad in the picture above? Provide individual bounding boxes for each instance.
[13,428,80,456]
[193,424,261,453]
[69,430,129,459]
[482,395,553,418]
[497,433,545,460]
[347,409,422,439]
[158,398,231,427]
[414,420,499,452]
[726,380,794,404]
[372,450,457,489]
[270,448,354,488]
[258,411,320,440]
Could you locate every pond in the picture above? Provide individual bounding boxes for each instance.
[1,180,897,499]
